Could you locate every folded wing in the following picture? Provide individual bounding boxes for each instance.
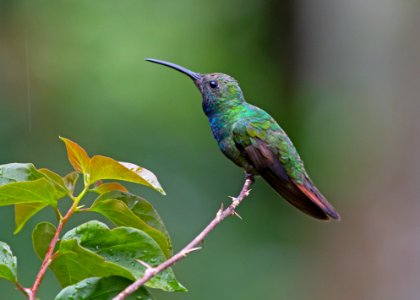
[233,119,340,220]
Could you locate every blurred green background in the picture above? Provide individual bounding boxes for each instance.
[1,0,419,299]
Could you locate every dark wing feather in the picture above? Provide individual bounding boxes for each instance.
[243,140,335,220]
[232,113,340,220]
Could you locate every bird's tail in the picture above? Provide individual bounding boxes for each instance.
[260,166,340,221]
[243,141,340,220]
[295,177,340,220]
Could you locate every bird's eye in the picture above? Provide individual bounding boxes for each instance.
[209,80,218,88]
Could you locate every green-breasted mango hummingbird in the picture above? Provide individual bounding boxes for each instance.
[146,58,340,221]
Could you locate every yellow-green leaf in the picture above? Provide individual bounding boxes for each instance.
[0,163,61,233]
[14,203,48,234]
[38,168,68,198]
[89,156,165,194]
[59,137,91,174]
[0,178,57,206]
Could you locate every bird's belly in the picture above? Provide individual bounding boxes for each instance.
[218,138,257,174]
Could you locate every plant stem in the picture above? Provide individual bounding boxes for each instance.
[113,173,254,300]
[54,206,63,221]
[27,186,89,300]
[15,281,30,297]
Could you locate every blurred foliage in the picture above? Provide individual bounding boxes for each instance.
[1,0,419,299]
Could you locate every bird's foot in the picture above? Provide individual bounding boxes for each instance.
[244,172,255,183]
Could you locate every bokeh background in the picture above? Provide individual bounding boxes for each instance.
[1,1,419,299]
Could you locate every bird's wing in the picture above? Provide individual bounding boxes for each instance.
[232,116,340,220]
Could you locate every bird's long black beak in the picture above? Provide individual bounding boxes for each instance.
[145,58,201,81]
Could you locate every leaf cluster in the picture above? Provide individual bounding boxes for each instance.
[0,137,185,299]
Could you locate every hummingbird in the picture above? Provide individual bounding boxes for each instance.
[146,58,340,221]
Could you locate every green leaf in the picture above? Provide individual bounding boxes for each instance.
[38,168,68,198]
[0,178,57,206]
[89,156,165,194]
[108,192,170,239]
[52,221,185,291]
[0,164,61,233]
[55,276,154,300]
[63,172,79,193]
[0,163,44,186]
[91,191,172,257]
[32,222,56,259]
[14,203,48,234]
[0,241,17,283]
[89,199,171,258]
[92,182,128,195]
[60,137,91,174]
[50,239,133,287]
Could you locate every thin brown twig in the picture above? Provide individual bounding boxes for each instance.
[113,173,254,300]
[27,187,88,300]
[15,281,30,297]
[27,202,76,300]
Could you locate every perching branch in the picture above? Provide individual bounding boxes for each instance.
[113,173,255,300]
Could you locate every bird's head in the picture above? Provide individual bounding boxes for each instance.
[146,58,245,116]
